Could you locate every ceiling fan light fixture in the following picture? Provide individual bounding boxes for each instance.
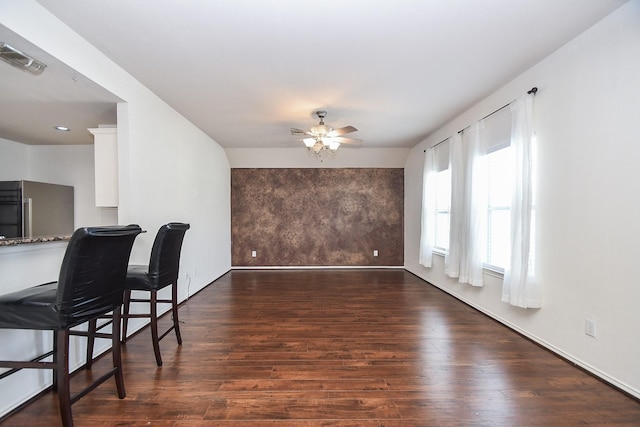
[310,124,331,136]
[310,141,324,154]
[294,110,359,161]
[0,42,46,76]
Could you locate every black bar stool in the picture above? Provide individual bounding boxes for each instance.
[122,222,190,366]
[0,225,142,427]
[88,222,190,367]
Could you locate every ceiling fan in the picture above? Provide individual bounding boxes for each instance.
[290,111,361,155]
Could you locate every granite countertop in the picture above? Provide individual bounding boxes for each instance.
[0,235,72,247]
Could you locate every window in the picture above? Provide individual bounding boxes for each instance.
[424,97,536,297]
[484,136,537,272]
[434,168,451,250]
[479,105,513,271]
[486,145,513,269]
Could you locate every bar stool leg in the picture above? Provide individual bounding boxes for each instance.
[85,319,97,369]
[121,290,132,343]
[56,329,73,427]
[150,291,162,366]
[171,282,182,345]
[111,308,126,398]
[52,331,59,391]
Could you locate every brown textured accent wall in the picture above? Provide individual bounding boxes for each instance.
[231,168,404,266]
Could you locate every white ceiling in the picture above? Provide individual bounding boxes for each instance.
[2,0,628,148]
[0,25,120,145]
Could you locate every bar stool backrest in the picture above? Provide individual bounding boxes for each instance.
[147,222,190,290]
[56,225,143,327]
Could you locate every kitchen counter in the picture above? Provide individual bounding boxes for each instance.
[0,234,72,247]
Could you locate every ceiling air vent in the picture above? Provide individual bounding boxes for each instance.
[0,42,46,76]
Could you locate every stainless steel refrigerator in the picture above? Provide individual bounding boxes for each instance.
[0,180,74,239]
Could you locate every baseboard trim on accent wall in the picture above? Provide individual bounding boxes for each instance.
[404,268,640,402]
[231,265,404,270]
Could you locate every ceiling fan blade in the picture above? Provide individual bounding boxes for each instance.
[291,128,312,136]
[330,125,358,136]
[335,136,363,146]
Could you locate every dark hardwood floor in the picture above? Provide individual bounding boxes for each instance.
[3,269,640,426]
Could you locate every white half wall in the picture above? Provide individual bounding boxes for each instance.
[405,1,640,398]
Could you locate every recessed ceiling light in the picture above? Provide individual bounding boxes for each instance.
[54,126,70,132]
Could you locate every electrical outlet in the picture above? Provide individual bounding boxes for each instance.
[373,250,379,257]
[251,250,257,258]
[585,319,596,338]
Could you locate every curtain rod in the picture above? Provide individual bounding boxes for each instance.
[424,87,537,152]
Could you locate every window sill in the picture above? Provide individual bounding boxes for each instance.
[432,249,505,279]
[482,264,505,279]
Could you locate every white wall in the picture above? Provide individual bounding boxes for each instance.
[0,0,232,416]
[1,0,231,296]
[227,147,410,168]
[28,143,118,227]
[0,138,28,177]
[0,138,117,228]
[405,1,640,398]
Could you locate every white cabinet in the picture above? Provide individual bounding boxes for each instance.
[88,127,118,207]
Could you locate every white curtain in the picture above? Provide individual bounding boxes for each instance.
[447,123,487,286]
[445,132,462,277]
[419,147,437,268]
[461,122,487,286]
[502,94,540,308]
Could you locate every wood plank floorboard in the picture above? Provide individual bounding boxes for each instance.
[2,269,639,426]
